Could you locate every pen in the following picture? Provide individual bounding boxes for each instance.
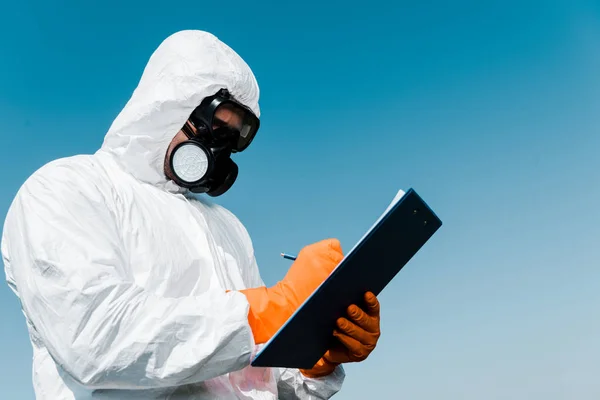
[280,252,297,261]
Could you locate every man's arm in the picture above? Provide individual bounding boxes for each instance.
[2,161,256,390]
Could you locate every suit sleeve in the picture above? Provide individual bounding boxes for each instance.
[2,162,256,390]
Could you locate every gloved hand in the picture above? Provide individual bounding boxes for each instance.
[300,291,381,378]
[239,238,344,344]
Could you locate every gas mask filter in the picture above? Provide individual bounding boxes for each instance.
[168,89,259,196]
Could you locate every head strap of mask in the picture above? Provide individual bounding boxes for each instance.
[168,89,259,196]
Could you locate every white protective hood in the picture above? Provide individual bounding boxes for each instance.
[98,30,260,192]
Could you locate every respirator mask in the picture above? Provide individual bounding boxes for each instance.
[168,89,260,196]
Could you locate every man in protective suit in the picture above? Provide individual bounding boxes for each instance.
[1,30,382,399]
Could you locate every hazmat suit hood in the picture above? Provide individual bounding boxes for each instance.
[97,30,260,193]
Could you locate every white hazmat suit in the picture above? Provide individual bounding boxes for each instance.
[1,30,345,399]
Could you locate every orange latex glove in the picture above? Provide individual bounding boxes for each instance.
[239,239,344,345]
[300,291,381,378]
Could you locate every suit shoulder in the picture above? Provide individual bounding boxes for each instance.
[15,155,113,208]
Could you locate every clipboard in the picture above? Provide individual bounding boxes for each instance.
[251,188,443,369]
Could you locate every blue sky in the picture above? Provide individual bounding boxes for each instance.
[2,1,600,398]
